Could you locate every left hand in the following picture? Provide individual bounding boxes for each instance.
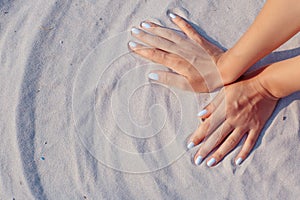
[187,73,278,167]
[128,13,226,92]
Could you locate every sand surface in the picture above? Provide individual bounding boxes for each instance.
[1,0,300,199]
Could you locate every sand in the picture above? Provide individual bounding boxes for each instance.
[1,0,300,199]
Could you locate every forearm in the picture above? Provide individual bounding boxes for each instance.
[257,55,300,98]
[219,0,300,83]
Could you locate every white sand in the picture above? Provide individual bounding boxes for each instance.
[1,0,300,199]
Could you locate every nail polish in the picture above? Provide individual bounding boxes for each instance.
[128,41,137,48]
[169,12,176,19]
[187,142,194,150]
[197,109,208,117]
[131,28,140,34]
[141,22,151,29]
[235,157,243,165]
[207,158,216,167]
[195,156,203,165]
[148,73,159,81]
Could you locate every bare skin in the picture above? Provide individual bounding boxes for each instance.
[195,56,300,167]
[129,18,224,92]
[129,0,300,167]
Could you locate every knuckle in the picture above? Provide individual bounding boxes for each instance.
[182,21,192,30]
[201,122,211,136]
[226,118,235,128]
[227,136,238,146]
[253,124,261,132]
[145,49,156,57]
[164,57,183,69]
[242,148,251,156]
[214,151,224,160]
[173,59,186,68]
[198,146,208,155]
[247,137,257,146]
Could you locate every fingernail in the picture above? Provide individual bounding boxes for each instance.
[131,28,140,34]
[187,142,194,150]
[195,156,203,166]
[148,73,159,81]
[235,157,243,165]
[207,158,216,167]
[169,12,176,19]
[197,109,208,117]
[141,22,151,29]
[128,41,137,48]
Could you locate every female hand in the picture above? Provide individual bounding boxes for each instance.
[128,13,227,92]
[187,72,278,166]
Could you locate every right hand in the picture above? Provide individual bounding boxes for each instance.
[129,12,229,92]
[188,73,278,166]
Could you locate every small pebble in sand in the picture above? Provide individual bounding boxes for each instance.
[60,40,64,44]
[283,116,287,121]
[40,157,45,160]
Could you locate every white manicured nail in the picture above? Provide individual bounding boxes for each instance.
[128,41,137,48]
[197,109,208,117]
[195,156,203,165]
[141,22,151,29]
[207,158,216,167]
[169,12,176,19]
[131,28,140,34]
[235,157,243,165]
[148,73,159,81]
[187,142,194,150]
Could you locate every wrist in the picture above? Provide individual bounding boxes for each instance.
[217,49,250,86]
[252,75,279,101]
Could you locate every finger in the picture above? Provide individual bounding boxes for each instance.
[128,41,197,77]
[187,101,226,150]
[234,128,261,166]
[131,27,179,54]
[197,88,225,119]
[206,128,246,167]
[168,12,224,58]
[193,122,233,166]
[140,21,186,43]
[147,70,194,91]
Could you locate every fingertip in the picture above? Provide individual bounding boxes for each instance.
[140,21,152,29]
[148,72,159,81]
[187,141,195,150]
[131,27,141,35]
[169,13,176,19]
[235,157,243,166]
[128,41,137,49]
[207,157,216,167]
[166,10,177,19]
[197,109,208,117]
[194,155,203,166]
